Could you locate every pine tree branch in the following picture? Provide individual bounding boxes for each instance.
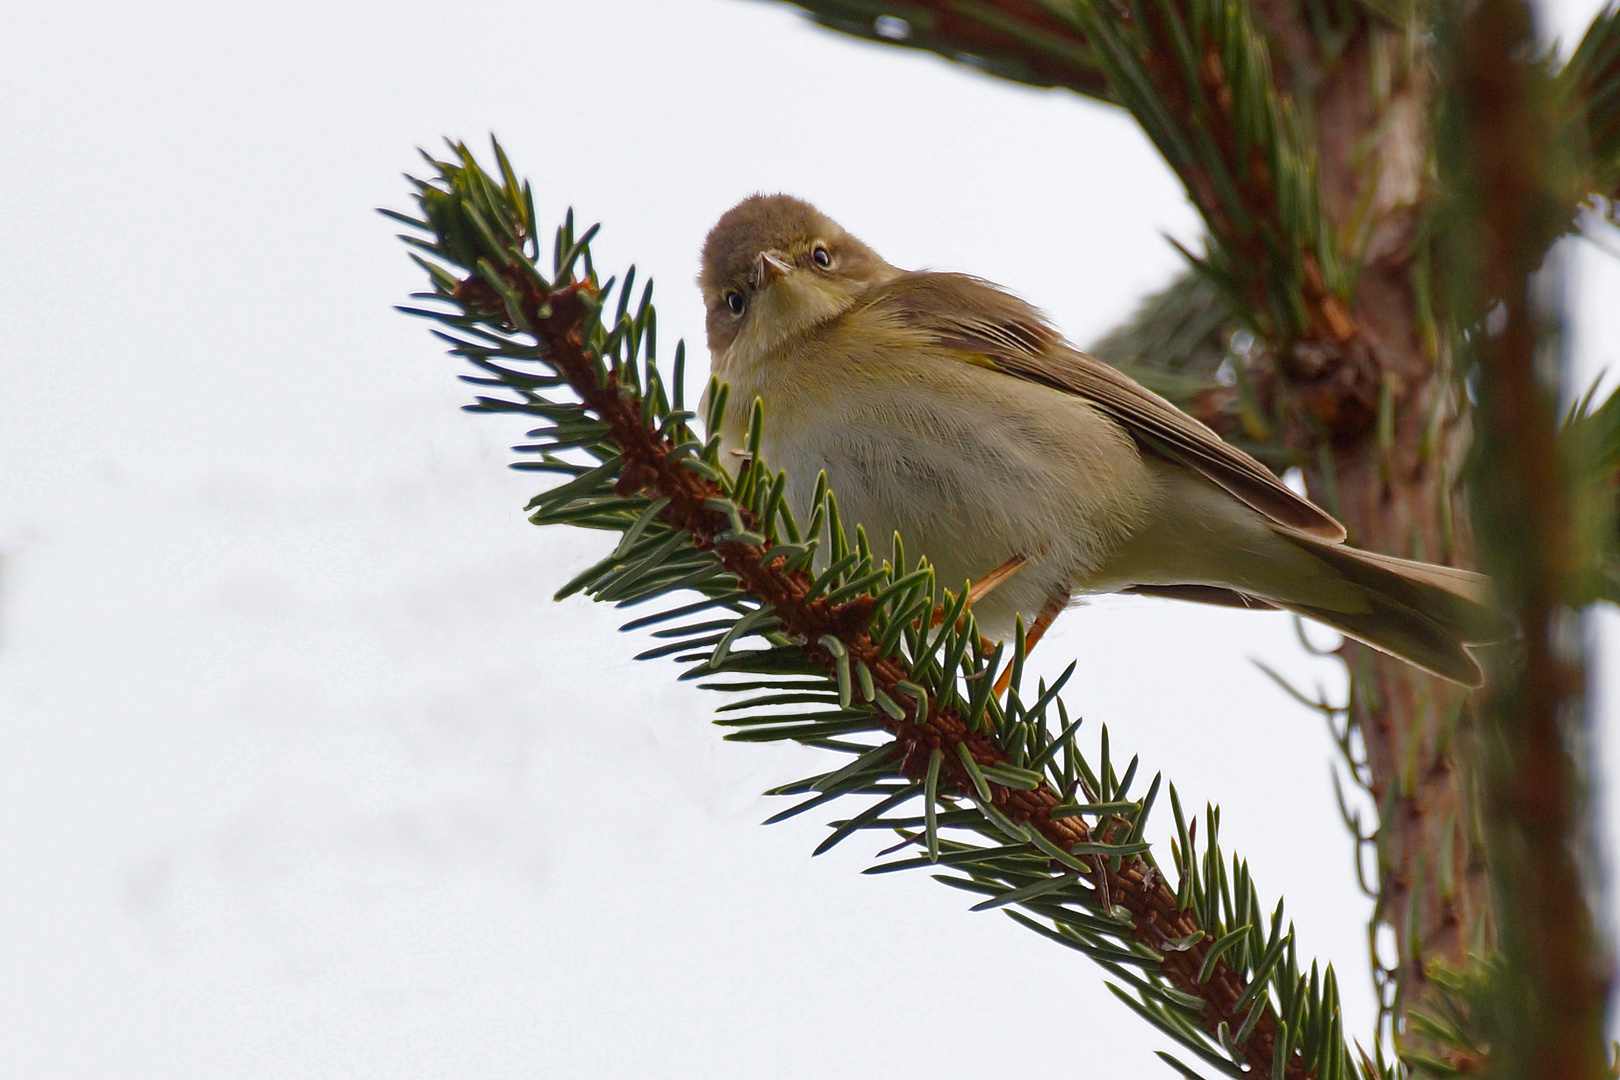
[392,138,1373,1080]
[1087,268,1234,381]
[1085,268,1308,472]
[1561,3,1620,203]
[1081,0,1352,349]
[771,1,1111,101]
[1563,384,1620,607]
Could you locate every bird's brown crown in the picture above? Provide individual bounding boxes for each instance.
[698,195,892,357]
[700,195,838,292]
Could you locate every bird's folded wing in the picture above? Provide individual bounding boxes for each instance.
[867,271,1347,543]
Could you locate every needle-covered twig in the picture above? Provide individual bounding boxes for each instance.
[390,138,1374,1080]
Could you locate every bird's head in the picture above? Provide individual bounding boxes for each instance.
[699,194,894,374]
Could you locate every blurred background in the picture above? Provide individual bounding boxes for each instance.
[2,1,1616,1076]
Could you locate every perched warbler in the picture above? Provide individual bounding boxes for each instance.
[699,194,1500,687]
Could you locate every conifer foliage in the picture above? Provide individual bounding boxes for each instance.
[391,0,1620,1073]
[391,142,1372,1080]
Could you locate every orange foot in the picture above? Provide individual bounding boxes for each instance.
[991,592,1068,698]
[930,554,1029,630]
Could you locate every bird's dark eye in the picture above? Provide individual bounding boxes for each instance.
[812,245,832,268]
[725,290,745,315]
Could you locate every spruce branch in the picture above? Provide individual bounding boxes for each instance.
[1562,3,1620,203]
[1069,0,1353,360]
[1087,267,1237,382]
[391,138,1375,1080]
[1563,382,1620,607]
[774,1,1111,101]
[1086,267,1301,470]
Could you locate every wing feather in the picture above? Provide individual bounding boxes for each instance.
[866,272,1347,543]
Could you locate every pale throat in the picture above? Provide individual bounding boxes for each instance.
[709,275,863,460]
[716,274,857,378]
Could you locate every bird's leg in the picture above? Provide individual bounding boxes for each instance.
[991,592,1068,698]
[968,554,1028,608]
[930,554,1028,628]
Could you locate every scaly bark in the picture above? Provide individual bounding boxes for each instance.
[1237,16,1492,1056]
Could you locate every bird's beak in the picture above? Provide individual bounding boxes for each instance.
[753,251,792,289]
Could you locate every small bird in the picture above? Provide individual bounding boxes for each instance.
[699,194,1501,687]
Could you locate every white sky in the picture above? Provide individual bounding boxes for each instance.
[2,1,1616,1077]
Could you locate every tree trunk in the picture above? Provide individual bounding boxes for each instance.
[1260,21,1493,1056]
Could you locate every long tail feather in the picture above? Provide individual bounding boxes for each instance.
[1266,538,1508,687]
